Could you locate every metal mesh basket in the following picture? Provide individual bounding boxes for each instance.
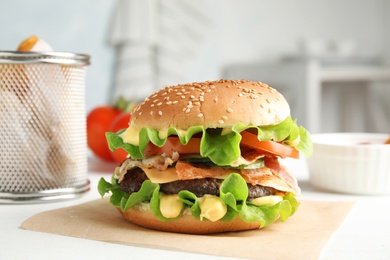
[0,51,90,203]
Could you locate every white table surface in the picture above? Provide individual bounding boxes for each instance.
[1,156,390,260]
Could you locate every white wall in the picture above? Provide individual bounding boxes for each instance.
[198,0,390,133]
[1,0,388,122]
[196,0,386,80]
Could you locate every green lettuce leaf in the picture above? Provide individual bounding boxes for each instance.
[219,173,248,211]
[178,190,202,219]
[106,132,143,159]
[98,177,158,212]
[106,116,313,165]
[98,174,299,227]
[201,128,242,165]
[296,126,313,158]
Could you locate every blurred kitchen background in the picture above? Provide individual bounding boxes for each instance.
[1,0,390,134]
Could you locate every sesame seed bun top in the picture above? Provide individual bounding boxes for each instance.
[130,79,290,130]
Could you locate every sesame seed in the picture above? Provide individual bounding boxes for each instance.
[173,101,178,104]
[166,101,172,105]
[138,112,142,115]
[150,111,153,116]
[222,116,228,120]
[218,119,224,124]
[158,111,163,116]
[260,104,264,108]
[185,108,191,113]
[266,99,270,104]
[150,104,155,107]
[190,95,195,99]
[181,95,185,99]
[214,97,218,102]
[157,102,162,106]
[227,108,233,113]
[197,113,203,118]
[238,93,243,97]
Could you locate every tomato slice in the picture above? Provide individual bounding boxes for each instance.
[143,131,299,159]
[240,131,299,159]
[144,137,201,157]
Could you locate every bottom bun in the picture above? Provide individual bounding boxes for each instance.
[118,206,262,234]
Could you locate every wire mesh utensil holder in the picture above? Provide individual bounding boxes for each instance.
[0,51,90,203]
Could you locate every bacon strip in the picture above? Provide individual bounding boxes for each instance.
[175,159,300,195]
[264,157,301,194]
[175,161,234,179]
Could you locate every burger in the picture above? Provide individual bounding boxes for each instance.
[98,79,312,234]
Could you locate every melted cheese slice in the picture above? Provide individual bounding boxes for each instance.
[140,166,179,183]
[253,175,297,195]
[140,165,229,184]
[249,195,283,206]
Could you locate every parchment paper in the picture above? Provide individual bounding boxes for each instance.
[21,198,354,259]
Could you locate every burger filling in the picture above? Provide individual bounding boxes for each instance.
[99,144,300,224]
[99,116,312,227]
[113,146,300,198]
[119,162,278,199]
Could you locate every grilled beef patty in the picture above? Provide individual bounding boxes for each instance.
[119,167,277,199]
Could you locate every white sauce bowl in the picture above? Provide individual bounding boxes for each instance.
[308,133,390,195]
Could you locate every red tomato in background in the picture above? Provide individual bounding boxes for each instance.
[87,106,121,161]
[109,112,131,163]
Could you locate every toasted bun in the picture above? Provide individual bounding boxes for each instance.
[131,79,290,130]
[118,206,261,234]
